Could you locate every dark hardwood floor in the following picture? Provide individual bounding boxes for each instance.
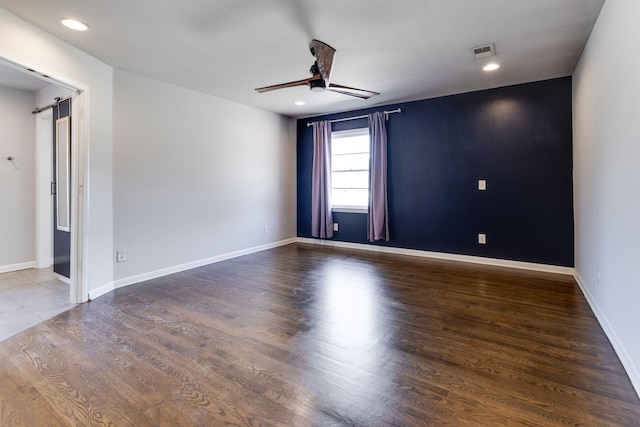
[0,243,638,426]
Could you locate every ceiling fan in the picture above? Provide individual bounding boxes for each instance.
[255,39,379,100]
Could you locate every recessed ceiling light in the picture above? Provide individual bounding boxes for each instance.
[61,18,89,31]
[294,101,305,106]
[483,63,500,71]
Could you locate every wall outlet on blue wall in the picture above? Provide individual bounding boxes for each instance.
[333,223,339,232]
[478,234,487,244]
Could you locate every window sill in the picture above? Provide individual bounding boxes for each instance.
[332,207,368,214]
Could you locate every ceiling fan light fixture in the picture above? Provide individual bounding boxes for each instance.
[61,18,89,31]
[483,63,500,71]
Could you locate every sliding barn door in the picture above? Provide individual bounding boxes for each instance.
[52,99,71,278]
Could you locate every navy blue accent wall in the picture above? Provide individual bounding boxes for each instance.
[297,77,574,267]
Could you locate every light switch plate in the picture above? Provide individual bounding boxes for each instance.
[478,179,487,190]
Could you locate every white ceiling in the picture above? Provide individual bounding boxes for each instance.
[0,61,50,92]
[0,0,605,118]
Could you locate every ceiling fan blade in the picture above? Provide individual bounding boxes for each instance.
[310,39,335,83]
[255,77,314,93]
[327,83,380,99]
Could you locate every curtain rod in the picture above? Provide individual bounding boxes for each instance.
[32,96,72,114]
[306,108,402,127]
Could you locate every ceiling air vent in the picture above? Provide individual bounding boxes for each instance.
[472,43,496,59]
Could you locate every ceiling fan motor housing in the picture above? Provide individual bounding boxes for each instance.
[310,78,326,92]
[309,61,320,76]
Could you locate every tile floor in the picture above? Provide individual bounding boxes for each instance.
[0,268,75,342]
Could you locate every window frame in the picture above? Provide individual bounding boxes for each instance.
[330,127,370,213]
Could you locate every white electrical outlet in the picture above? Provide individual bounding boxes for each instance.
[478,233,487,244]
[478,179,487,190]
[333,223,339,232]
[264,225,269,234]
[116,250,127,262]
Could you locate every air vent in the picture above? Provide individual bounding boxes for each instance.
[472,43,496,59]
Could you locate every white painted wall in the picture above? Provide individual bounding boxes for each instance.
[35,84,76,110]
[34,108,52,268]
[573,0,640,396]
[0,6,114,295]
[113,70,296,281]
[0,85,35,271]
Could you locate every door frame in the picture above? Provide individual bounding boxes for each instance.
[2,56,89,304]
[71,90,88,303]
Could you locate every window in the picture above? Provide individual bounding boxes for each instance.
[331,128,370,211]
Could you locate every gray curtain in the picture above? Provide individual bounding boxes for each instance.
[311,120,334,239]
[368,112,389,241]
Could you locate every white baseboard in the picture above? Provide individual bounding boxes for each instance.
[106,238,298,295]
[35,259,53,269]
[574,273,640,399]
[0,261,36,274]
[56,274,71,285]
[297,238,575,276]
[89,281,115,301]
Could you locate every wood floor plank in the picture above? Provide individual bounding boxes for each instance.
[0,243,639,426]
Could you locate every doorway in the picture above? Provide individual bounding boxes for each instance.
[1,57,87,305]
